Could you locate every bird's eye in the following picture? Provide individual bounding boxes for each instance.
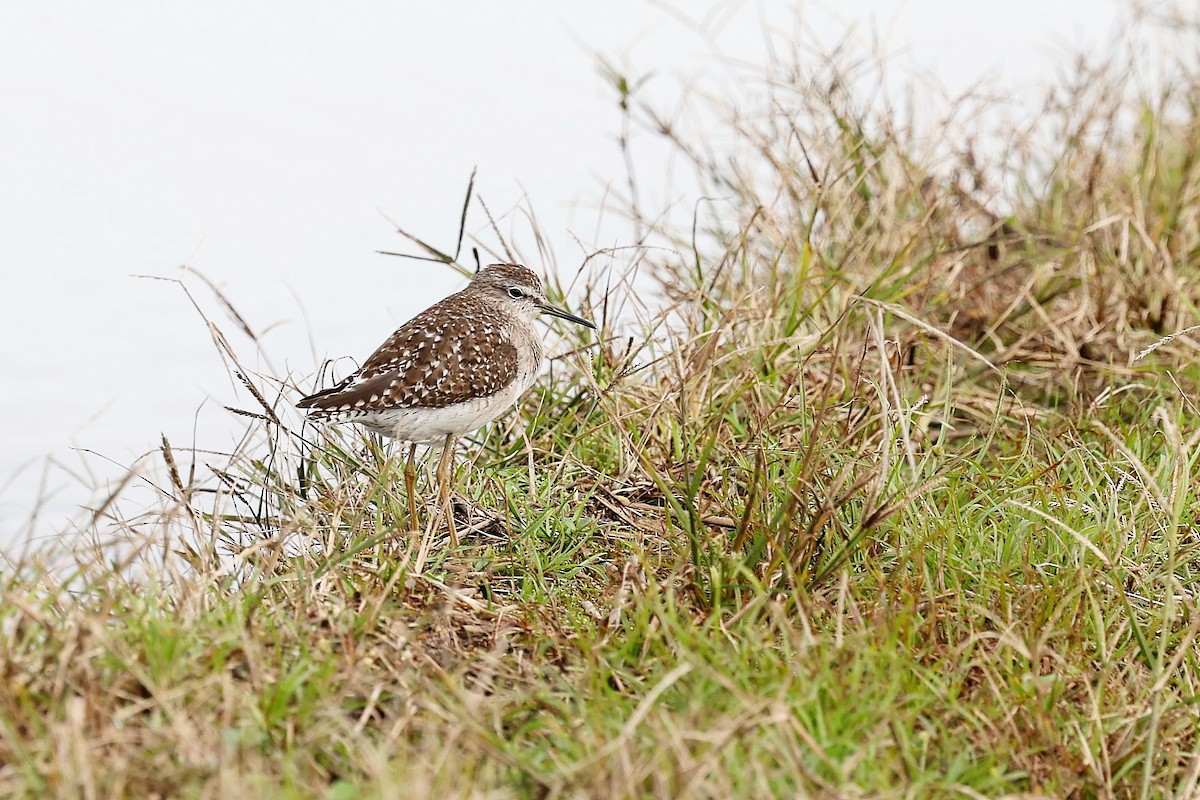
[507,287,525,299]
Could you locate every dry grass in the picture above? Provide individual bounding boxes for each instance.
[6,7,1200,799]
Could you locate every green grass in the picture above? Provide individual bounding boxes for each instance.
[7,8,1200,798]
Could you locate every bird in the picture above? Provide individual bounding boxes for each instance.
[297,263,595,544]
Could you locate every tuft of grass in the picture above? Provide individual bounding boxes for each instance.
[6,7,1200,798]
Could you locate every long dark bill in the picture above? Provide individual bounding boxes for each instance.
[539,303,596,330]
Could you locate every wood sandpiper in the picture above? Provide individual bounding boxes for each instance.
[297,263,595,544]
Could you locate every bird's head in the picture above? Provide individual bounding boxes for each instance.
[470,263,595,329]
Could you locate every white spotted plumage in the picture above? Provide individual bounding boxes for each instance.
[298,264,594,444]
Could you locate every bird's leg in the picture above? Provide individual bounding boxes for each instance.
[404,442,419,530]
[435,433,459,546]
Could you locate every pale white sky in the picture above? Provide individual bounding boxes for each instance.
[0,0,1125,536]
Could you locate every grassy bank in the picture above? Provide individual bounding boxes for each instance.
[6,12,1200,799]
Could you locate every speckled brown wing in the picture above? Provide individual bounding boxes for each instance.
[298,292,519,413]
